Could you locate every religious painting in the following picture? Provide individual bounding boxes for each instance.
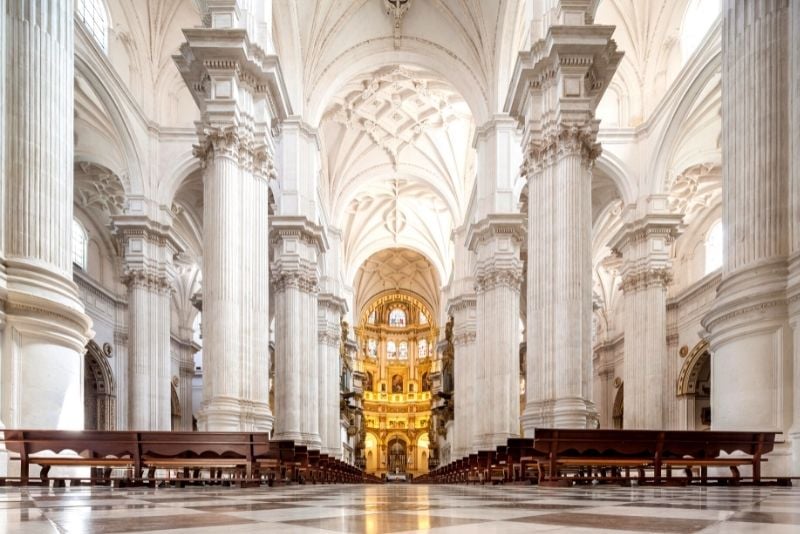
[392,374,403,394]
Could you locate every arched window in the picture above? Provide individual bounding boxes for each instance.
[705,220,723,275]
[368,310,376,324]
[76,0,110,52]
[367,338,377,358]
[389,308,406,327]
[387,340,397,359]
[398,341,408,360]
[72,218,88,270]
[418,339,428,359]
[680,0,721,60]
[419,312,427,325]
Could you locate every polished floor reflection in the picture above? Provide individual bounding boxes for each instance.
[1,483,799,533]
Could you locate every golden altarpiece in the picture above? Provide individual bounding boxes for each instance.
[354,293,438,478]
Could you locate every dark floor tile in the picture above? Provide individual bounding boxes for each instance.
[53,513,258,533]
[283,512,487,533]
[187,502,300,512]
[510,512,716,533]
[731,511,800,525]
[622,502,742,511]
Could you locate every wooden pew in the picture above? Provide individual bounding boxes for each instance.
[2,430,139,486]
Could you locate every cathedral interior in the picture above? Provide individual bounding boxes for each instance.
[1,0,800,532]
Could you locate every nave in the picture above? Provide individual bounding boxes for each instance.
[2,484,800,533]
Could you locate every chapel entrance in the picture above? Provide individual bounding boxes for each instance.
[388,438,407,474]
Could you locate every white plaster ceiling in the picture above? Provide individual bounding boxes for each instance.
[322,65,476,284]
[353,248,441,318]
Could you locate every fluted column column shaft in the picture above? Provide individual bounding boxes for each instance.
[318,296,344,456]
[125,277,171,430]
[468,216,524,450]
[524,149,597,430]
[449,297,476,459]
[271,219,326,448]
[507,4,620,433]
[1,0,91,431]
[200,151,243,429]
[704,0,796,475]
[612,216,680,430]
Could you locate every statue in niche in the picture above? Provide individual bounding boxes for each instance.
[365,371,374,392]
[392,374,403,394]
[422,372,431,392]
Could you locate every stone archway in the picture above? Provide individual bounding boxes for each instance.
[612,383,624,429]
[677,340,711,430]
[84,340,116,430]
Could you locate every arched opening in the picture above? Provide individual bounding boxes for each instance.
[612,383,624,430]
[170,381,181,431]
[387,438,407,474]
[84,340,116,430]
[678,340,712,430]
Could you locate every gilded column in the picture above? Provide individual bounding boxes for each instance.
[703,0,795,475]
[468,217,525,450]
[271,218,326,448]
[611,215,681,429]
[2,0,92,429]
[508,6,621,431]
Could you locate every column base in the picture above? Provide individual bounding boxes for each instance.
[472,432,520,452]
[197,397,273,432]
[272,430,322,450]
[521,397,598,435]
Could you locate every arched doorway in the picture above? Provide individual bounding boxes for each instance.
[387,438,407,474]
[678,340,711,430]
[84,340,116,430]
[612,383,624,429]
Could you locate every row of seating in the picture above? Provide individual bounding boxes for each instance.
[417,428,781,486]
[0,430,381,487]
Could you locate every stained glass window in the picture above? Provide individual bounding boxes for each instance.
[398,341,408,359]
[418,339,427,358]
[367,338,378,358]
[389,308,406,327]
[387,340,397,358]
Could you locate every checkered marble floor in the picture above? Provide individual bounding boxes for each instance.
[1,483,799,534]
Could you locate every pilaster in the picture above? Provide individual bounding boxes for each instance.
[318,293,347,457]
[611,214,681,430]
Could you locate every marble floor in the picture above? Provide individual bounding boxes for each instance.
[1,483,799,534]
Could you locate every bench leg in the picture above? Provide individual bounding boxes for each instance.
[729,466,741,486]
[40,465,51,487]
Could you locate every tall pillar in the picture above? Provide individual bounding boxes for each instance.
[1,0,92,430]
[468,216,524,450]
[318,294,346,456]
[508,4,621,431]
[790,0,800,475]
[448,295,476,459]
[176,16,284,431]
[612,214,681,429]
[703,0,795,475]
[271,218,326,448]
[116,218,179,430]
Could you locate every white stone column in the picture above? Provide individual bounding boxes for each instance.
[271,218,326,448]
[176,19,284,431]
[612,215,681,429]
[791,0,800,476]
[448,296,476,459]
[318,295,346,456]
[508,9,620,432]
[468,216,524,450]
[1,0,92,430]
[116,219,179,430]
[703,0,795,475]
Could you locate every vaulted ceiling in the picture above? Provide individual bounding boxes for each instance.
[321,65,476,282]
